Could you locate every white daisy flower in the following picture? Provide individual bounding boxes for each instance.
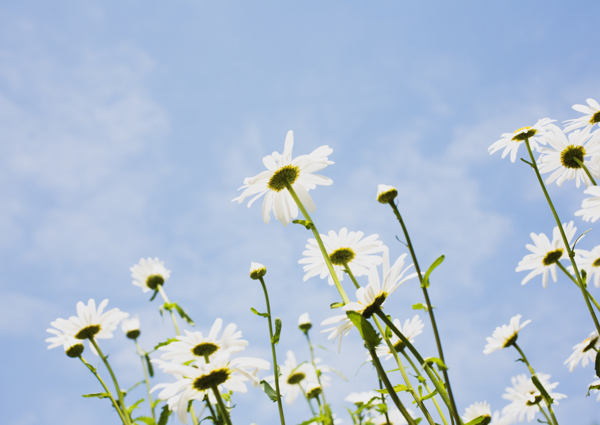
[46,332,85,358]
[154,353,269,424]
[159,318,248,363]
[488,118,555,163]
[372,408,415,425]
[298,312,312,332]
[130,257,171,293]
[377,184,398,204]
[463,401,492,424]
[344,391,381,406]
[266,350,317,406]
[47,299,129,343]
[515,221,576,288]
[502,373,565,423]
[537,126,600,188]
[590,377,600,402]
[374,316,424,360]
[564,330,600,372]
[299,228,385,286]
[232,130,333,226]
[564,98,600,132]
[483,314,531,355]
[575,186,600,223]
[572,245,600,288]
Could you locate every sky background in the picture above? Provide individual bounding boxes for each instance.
[1,1,600,424]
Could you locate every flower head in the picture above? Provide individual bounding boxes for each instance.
[377,184,398,204]
[122,316,141,340]
[298,312,312,332]
[463,401,492,424]
[299,228,385,286]
[232,130,333,226]
[46,331,85,358]
[564,98,600,132]
[515,222,576,288]
[374,316,424,360]
[572,245,600,288]
[488,118,554,163]
[266,350,317,405]
[575,186,600,223]
[502,373,566,423]
[249,262,267,280]
[131,257,171,293]
[483,314,531,355]
[563,330,600,372]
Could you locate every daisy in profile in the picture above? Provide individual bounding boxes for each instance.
[572,245,600,287]
[299,228,385,286]
[154,353,269,424]
[130,257,171,293]
[159,318,247,364]
[564,330,599,372]
[502,373,565,423]
[483,314,531,355]
[232,130,333,226]
[46,333,85,358]
[121,316,141,340]
[298,312,312,332]
[47,299,129,348]
[488,118,554,163]
[374,315,424,360]
[575,186,600,223]
[537,125,600,188]
[564,98,600,132]
[515,222,577,288]
[266,350,316,405]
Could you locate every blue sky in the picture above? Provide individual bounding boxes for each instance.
[2,1,600,424]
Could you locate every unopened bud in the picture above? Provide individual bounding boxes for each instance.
[298,312,312,332]
[122,316,141,340]
[377,184,398,204]
[250,262,267,280]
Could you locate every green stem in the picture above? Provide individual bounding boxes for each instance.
[205,398,220,424]
[284,181,350,304]
[80,356,128,425]
[372,316,435,425]
[300,385,318,418]
[90,338,132,425]
[574,157,597,186]
[190,403,199,425]
[258,276,286,425]
[388,201,460,424]
[343,261,361,290]
[211,384,233,425]
[157,284,181,336]
[524,138,600,336]
[368,346,417,425]
[539,406,553,425]
[305,331,332,423]
[378,378,391,425]
[135,341,156,422]
[556,262,600,313]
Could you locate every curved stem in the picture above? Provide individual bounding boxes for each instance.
[556,262,600,312]
[387,201,460,424]
[378,378,391,425]
[524,139,600,336]
[284,181,350,304]
[258,276,286,425]
[305,331,332,423]
[157,284,180,335]
[300,385,318,417]
[135,341,156,422]
[80,356,128,424]
[343,261,361,290]
[205,398,219,424]
[211,384,233,425]
[574,158,597,186]
[90,338,132,425]
[539,406,552,425]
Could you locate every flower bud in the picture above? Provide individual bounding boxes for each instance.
[250,262,267,280]
[306,383,322,399]
[376,184,398,204]
[121,316,141,340]
[64,337,85,358]
[298,312,312,332]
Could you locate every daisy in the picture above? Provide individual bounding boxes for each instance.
[537,125,600,188]
[515,221,576,288]
[483,314,531,355]
[122,316,141,340]
[463,401,492,424]
[564,98,600,132]
[46,332,85,358]
[488,118,554,163]
[154,353,269,424]
[377,184,398,204]
[249,262,267,280]
[299,228,385,286]
[298,312,312,332]
[47,299,129,343]
[232,130,333,226]
[374,315,424,360]
[563,330,600,372]
[575,186,600,223]
[502,373,565,423]
[159,318,247,363]
[130,257,171,293]
[266,350,316,405]
[573,245,600,287]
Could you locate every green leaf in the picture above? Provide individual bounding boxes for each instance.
[464,416,486,425]
[153,338,178,351]
[126,381,144,395]
[346,311,381,350]
[292,219,315,230]
[127,398,145,415]
[412,303,434,312]
[133,417,156,425]
[421,389,438,401]
[174,304,195,326]
[272,317,282,344]
[421,255,444,288]
[572,229,592,251]
[145,354,154,378]
[330,302,344,309]
[532,374,554,405]
[157,404,170,425]
[149,290,159,302]
[422,357,448,371]
[375,384,409,394]
[414,419,422,425]
[298,416,326,425]
[260,380,280,402]
[83,392,110,399]
[587,384,600,396]
[250,307,269,318]
[596,350,600,378]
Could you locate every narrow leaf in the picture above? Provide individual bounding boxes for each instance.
[83,392,110,399]
[174,304,195,326]
[292,219,315,230]
[520,158,534,167]
[346,311,381,350]
[532,374,554,405]
[375,384,409,394]
[464,417,486,425]
[250,307,269,318]
[422,255,444,288]
[596,351,600,378]
[157,404,171,425]
[127,398,145,415]
[587,384,600,396]
[330,302,344,309]
[149,290,159,302]
[422,357,448,371]
[421,389,439,401]
[572,229,592,251]
[133,417,156,425]
[126,380,144,395]
[260,380,280,402]
[153,338,178,351]
[412,303,431,312]
[272,317,282,344]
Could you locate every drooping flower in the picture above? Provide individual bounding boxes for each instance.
[377,184,398,204]
[537,125,600,188]
[266,350,316,405]
[298,312,312,332]
[572,245,600,288]
[564,98,600,132]
[159,318,248,364]
[374,316,424,360]
[232,130,333,226]
[121,316,141,340]
[563,330,600,372]
[483,314,531,355]
[502,373,566,423]
[488,118,554,163]
[130,257,171,293]
[515,222,576,288]
[299,228,385,286]
[575,186,600,223]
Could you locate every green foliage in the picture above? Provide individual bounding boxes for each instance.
[82,392,110,399]
[153,338,178,351]
[422,255,444,288]
[250,307,269,317]
[272,317,282,344]
[157,405,170,425]
[293,219,315,230]
[160,302,195,326]
[464,416,486,425]
[375,384,408,394]
[346,311,381,350]
[259,380,280,402]
[412,303,435,311]
[422,357,448,371]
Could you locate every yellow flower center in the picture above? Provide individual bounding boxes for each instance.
[543,249,563,266]
[192,342,219,357]
[511,127,537,141]
[590,111,600,125]
[268,165,300,192]
[287,372,306,385]
[146,274,165,290]
[560,145,586,169]
[192,368,230,391]
[329,248,356,266]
